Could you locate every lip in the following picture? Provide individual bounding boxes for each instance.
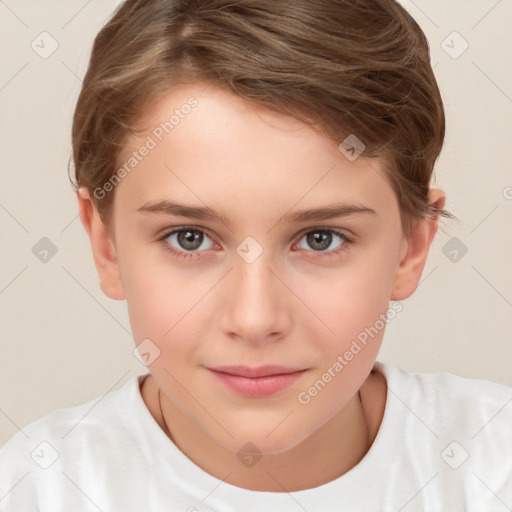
[206,365,308,398]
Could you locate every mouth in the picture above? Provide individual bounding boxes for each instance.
[205,365,309,398]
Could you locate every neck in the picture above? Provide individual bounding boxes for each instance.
[152,372,384,492]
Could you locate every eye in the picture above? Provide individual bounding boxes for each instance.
[158,226,353,261]
[159,227,215,259]
[295,228,351,255]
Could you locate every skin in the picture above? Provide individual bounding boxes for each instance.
[78,82,445,492]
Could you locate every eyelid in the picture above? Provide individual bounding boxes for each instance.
[157,225,216,242]
[294,225,355,242]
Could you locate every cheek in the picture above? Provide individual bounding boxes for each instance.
[296,240,400,388]
[293,263,395,422]
[308,252,397,342]
[121,247,207,345]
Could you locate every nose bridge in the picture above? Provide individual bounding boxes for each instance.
[221,246,289,342]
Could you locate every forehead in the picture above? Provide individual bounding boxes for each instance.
[114,83,399,227]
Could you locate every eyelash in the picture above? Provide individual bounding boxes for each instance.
[157,226,354,261]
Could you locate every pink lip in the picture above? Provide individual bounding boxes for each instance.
[206,365,308,398]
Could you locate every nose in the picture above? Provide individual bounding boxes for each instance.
[219,251,292,345]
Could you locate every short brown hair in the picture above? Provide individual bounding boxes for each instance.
[70,0,449,233]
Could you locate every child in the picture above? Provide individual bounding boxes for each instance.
[1,0,511,510]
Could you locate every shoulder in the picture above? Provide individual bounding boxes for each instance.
[375,362,512,505]
[377,362,512,431]
[371,362,512,507]
[0,375,144,507]
[1,374,143,449]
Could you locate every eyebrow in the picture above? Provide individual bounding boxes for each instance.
[137,200,376,228]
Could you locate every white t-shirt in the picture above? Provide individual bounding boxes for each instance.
[1,361,511,511]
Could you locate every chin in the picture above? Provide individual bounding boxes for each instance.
[212,422,312,456]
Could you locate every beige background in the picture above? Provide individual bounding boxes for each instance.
[1,0,511,448]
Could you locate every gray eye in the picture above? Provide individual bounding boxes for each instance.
[297,230,344,252]
[167,229,214,252]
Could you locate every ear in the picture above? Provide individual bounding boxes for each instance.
[77,187,126,300]
[391,189,445,300]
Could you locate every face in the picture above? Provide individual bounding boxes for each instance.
[98,83,410,454]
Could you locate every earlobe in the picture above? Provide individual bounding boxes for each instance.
[391,189,446,300]
[77,187,126,300]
